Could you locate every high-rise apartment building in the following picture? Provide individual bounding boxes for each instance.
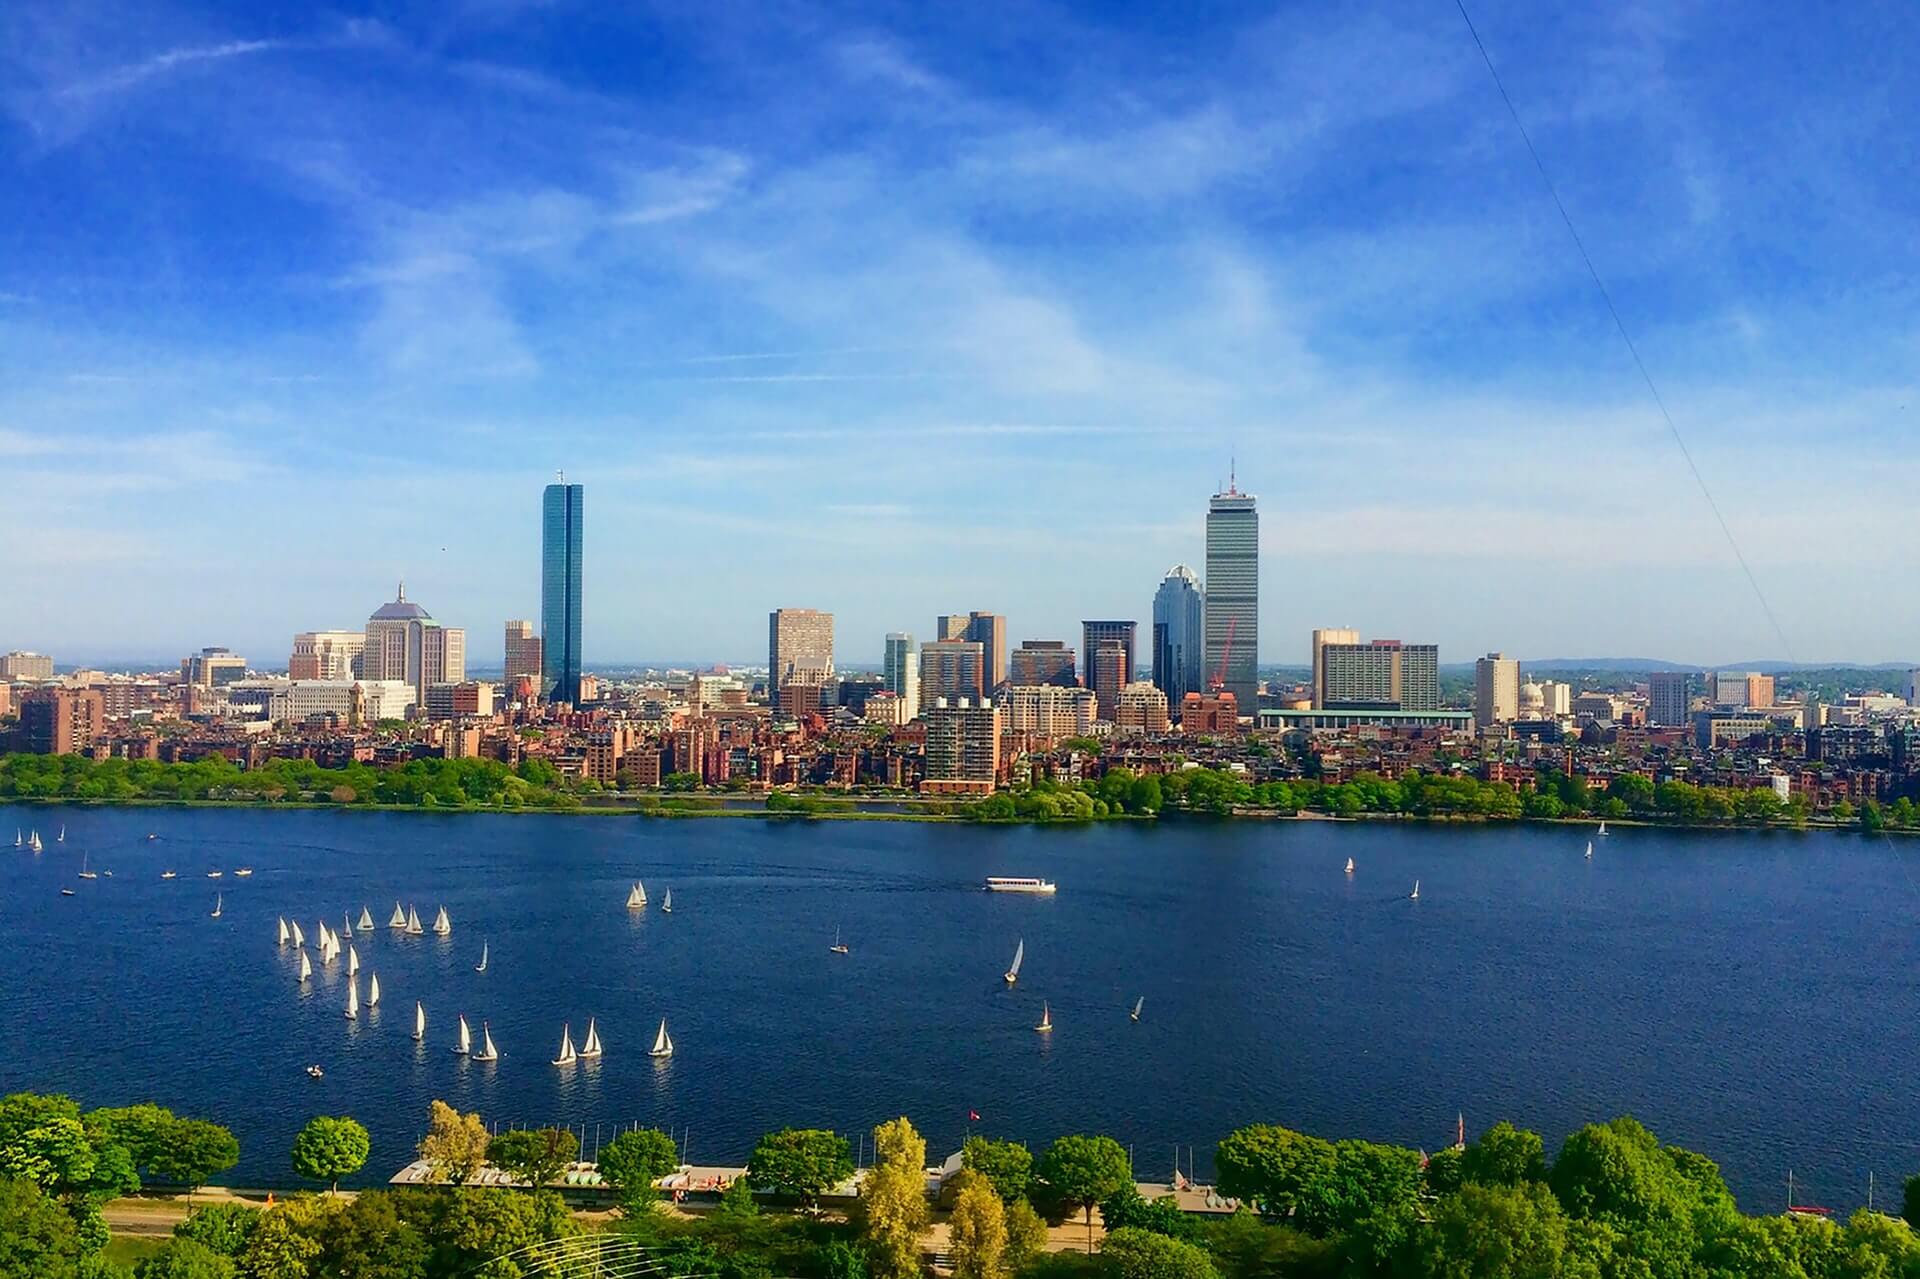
[882,633,920,720]
[1474,652,1520,729]
[19,688,104,755]
[1152,566,1205,708]
[1081,621,1136,720]
[289,631,364,681]
[1204,479,1258,717]
[1648,671,1692,726]
[1010,641,1077,688]
[504,620,544,694]
[541,480,584,705]
[181,647,248,689]
[1114,681,1171,735]
[937,612,1007,689]
[0,651,55,680]
[364,584,466,705]
[1002,685,1099,737]
[769,609,835,711]
[1310,628,1360,709]
[921,697,1001,795]
[1320,640,1440,711]
[919,640,985,707]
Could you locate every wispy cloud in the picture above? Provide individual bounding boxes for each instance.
[56,39,292,102]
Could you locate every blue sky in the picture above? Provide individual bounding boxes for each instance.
[3,1,1915,668]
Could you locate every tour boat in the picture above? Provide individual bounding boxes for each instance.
[1034,1002,1053,1033]
[367,973,381,1007]
[830,926,849,955]
[290,920,304,947]
[347,944,360,977]
[405,905,424,936]
[306,1065,323,1080]
[389,902,407,929]
[277,917,290,946]
[1345,857,1355,874]
[413,1002,426,1041]
[344,975,359,1020]
[580,1018,602,1060]
[661,888,673,914]
[357,906,375,931]
[649,1018,674,1058]
[160,870,176,880]
[1409,880,1420,901]
[475,941,488,973]
[234,867,252,878]
[299,950,313,982]
[1004,939,1024,985]
[1131,996,1144,1023]
[552,1023,578,1066]
[985,876,1057,894]
[627,882,647,910]
[472,1022,499,1062]
[77,854,95,880]
[432,905,451,936]
[210,893,223,918]
[453,1015,472,1055]
[207,869,222,879]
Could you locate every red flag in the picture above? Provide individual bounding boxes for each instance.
[969,1110,980,1122]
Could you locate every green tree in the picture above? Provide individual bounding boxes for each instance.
[598,1128,681,1213]
[717,1176,761,1219]
[859,1117,929,1279]
[1099,1186,1203,1244]
[950,1169,1009,1279]
[0,1093,83,1150]
[430,1186,576,1272]
[486,1127,579,1189]
[1005,1198,1051,1273]
[963,1137,1035,1204]
[1098,1227,1218,1279]
[131,1237,234,1279]
[415,1101,490,1187]
[312,1190,430,1279]
[813,1240,871,1279]
[1419,1181,1566,1279]
[290,1116,369,1193]
[1038,1135,1132,1252]
[747,1129,854,1211]
[1459,1122,1546,1188]
[0,1177,84,1279]
[172,1204,259,1258]
[148,1120,239,1194]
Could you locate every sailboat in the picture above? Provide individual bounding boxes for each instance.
[552,1023,577,1066]
[830,926,849,955]
[291,920,305,948]
[298,950,313,982]
[648,1018,674,1058]
[344,975,359,1020]
[367,973,381,1007]
[405,906,424,936]
[413,1002,426,1041]
[160,870,176,880]
[389,902,407,929]
[1131,996,1144,1022]
[1345,857,1355,875]
[342,913,353,938]
[1004,939,1024,985]
[1585,841,1593,861]
[28,830,42,852]
[347,944,360,977]
[1598,820,1609,837]
[661,888,673,914]
[473,1022,499,1062]
[56,826,64,843]
[1409,880,1421,901]
[475,941,488,973]
[580,1018,602,1060]
[77,853,96,880]
[210,893,223,918]
[1034,1002,1053,1033]
[452,1015,472,1055]
[432,905,451,936]
[357,906,375,932]
[627,882,647,910]
[278,917,290,946]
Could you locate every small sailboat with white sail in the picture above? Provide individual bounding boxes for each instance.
[210,892,222,918]
[341,913,353,938]
[552,1023,577,1066]
[1409,880,1421,901]
[347,944,360,977]
[56,826,64,843]
[413,1002,426,1041]
[291,920,305,948]
[1585,840,1593,860]
[1034,1002,1053,1033]
[77,853,96,880]
[648,1018,674,1058]
[627,882,647,910]
[661,888,673,914]
[452,1015,472,1055]
[277,917,290,946]
[1345,857,1355,875]
[357,906,375,932]
[344,975,359,1020]
[298,950,313,982]
[405,905,424,936]
[1004,939,1024,985]
[367,973,380,1007]
[432,905,451,936]
[389,901,407,929]
[830,926,849,955]
[580,1018,602,1060]
[475,941,488,973]
[1131,996,1144,1022]
[1598,820,1609,837]
[472,1022,499,1062]
[28,830,42,852]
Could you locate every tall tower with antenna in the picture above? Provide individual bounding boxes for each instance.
[1203,468,1258,724]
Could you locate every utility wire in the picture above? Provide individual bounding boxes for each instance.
[1451,0,1794,662]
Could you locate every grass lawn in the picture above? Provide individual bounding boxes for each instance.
[104,1235,169,1266]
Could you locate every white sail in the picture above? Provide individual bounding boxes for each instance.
[581,1018,602,1059]
[1004,939,1024,984]
[278,917,290,946]
[1410,880,1421,900]
[342,913,354,938]
[1131,996,1144,1021]
[345,975,359,1020]
[1598,821,1608,836]
[406,906,423,935]
[413,1002,426,1040]
[474,1024,498,1061]
[635,880,647,905]
[661,888,672,913]
[57,826,64,842]
[475,942,488,973]
[454,1015,471,1054]
[627,883,645,910]
[291,921,305,948]
[211,893,222,918]
[1345,857,1355,874]
[552,1023,577,1065]
[1585,841,1593,860]
[368,973,381,1006]
[347,945,360,977]
[299,950,313,982]
[358,906,375,931]
[432,905,450,936]
[1035,1001,1052,1032]
[389,902,407,928]
[649,1018,673,1057]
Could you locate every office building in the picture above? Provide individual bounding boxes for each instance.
[769,609,834,683]
[541,480,584,705]
[1082,620,1137,720]
[1180,691,1240,733]
[937,612,1007,688]
[1114,681,1171,735]
[921,697,1001,795]
[363,584,466,705]
[1711,671,1775,710]
[934,615,970,642]
[1204,478,1258,717]
[882,633,920,721]
[1002,685,1098,737]
[0,651,54,681]
[1540,681,1573,716]
[1648,671,1692,726]
[1310,628,1361,708]
[1474,652,1520,729]
[289,631,364,681]
[181,647,249,689]
[18,688,104,755]
[504,621,544,694]
[1152,566,1205,707]
[1010,641,1077,688]
[1320,640,1440,712]
[425,681,496,721]
[919,639,985,707]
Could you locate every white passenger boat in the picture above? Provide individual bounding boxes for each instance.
[985,876,1057,894]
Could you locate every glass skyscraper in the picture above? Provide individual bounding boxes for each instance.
[541,481,584,705]
[1152,564,1205,708]
[1204,480,1258,719]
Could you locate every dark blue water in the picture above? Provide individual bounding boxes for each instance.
[2,807,1915,1211]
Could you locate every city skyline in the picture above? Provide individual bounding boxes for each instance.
[5,4,1917,664]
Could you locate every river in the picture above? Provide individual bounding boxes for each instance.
[0,806,1912,1211]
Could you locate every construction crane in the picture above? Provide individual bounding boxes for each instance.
[1208,616,1235,693]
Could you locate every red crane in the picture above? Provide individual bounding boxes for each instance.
[1209,616,1235,693]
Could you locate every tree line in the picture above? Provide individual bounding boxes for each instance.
[0,754,582,810]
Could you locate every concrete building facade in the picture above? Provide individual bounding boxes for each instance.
[1474,652,1520,729]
